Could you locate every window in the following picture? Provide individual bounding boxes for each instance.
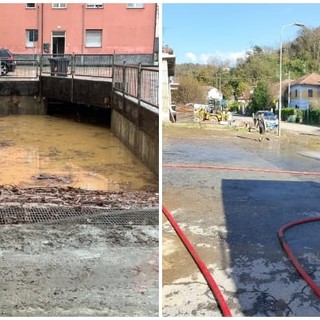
[308,89,313,97]
[52,3,67,9]
[86,3,103,8]
[85,30,102,48]
[295,89,298,98]
[127,3,144,9]
[26,3,36,8]
[26,29,38,48]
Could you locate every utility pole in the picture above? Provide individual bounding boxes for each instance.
[288,70,291,107]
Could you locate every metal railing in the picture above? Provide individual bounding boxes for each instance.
[141,66,158,107]
[113,62,158,108]
[0,59,39,79]
[1,54,159,108]
[40,54,114,78]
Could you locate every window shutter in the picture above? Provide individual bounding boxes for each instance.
[86,30,102,47]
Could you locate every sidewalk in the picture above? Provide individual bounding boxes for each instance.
[281,121,320,136]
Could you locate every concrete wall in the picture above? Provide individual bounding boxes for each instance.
[40,77,112,108]
[162,59,171,122]
[111,109,158,176]
[111,91,158,175]
[0,96,45,115]
[0,81,46,114]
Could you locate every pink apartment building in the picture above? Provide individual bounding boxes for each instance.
[0,3,158,58]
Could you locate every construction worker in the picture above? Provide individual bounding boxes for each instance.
[256,114,266,142]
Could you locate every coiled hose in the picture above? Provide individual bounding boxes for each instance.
[278,217,320,297]
[162,204,232,317]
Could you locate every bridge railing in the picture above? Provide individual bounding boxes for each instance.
[1,54,159,108]
[0,59,39,79]
[141,66,158,108]
[113,63,158,108]
[40,54,114,78]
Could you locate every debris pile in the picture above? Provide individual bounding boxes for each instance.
[0,185,158,209]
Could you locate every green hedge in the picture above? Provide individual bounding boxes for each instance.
[281,108,303,121]
[303,108,320,125]
[228,102,241,113]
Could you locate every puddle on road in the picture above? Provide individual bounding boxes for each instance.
[0,115,157,191]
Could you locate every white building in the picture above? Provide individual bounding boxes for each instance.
[162,46,177,122]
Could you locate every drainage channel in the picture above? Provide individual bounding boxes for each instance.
[0,207,159,225]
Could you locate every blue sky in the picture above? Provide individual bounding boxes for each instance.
[163,3,320,65]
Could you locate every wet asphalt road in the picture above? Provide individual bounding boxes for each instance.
[162,120,320,317]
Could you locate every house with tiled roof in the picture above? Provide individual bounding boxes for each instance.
[288,73,320,110]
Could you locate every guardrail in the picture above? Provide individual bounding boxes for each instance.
[0,54,159,108]
[40,54,114,78]
[113,63,158,108]
[0,59,39,79]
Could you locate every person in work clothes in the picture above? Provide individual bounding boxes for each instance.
[256,114,266,141]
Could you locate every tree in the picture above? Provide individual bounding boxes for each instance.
[249,82,272,113]
[173,26,320,109]
[172,76,207,105]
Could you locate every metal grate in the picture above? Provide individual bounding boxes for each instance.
[0,207,158,226]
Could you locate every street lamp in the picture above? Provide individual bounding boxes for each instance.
[278,22,305,137]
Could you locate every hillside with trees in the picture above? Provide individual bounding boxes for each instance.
[172,26,320,119]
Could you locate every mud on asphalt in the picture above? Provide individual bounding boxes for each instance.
[0,187,159,316]
[162,121,320,317]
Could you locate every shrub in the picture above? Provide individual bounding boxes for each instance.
[303,108,320,125]
[172,76,207,105]
[228,102,242,113]
[281,108,295,121]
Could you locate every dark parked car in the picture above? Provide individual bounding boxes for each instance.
[0,48,16,76]
[253,110,278,130]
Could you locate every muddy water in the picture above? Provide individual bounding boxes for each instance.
[0,115,157,191]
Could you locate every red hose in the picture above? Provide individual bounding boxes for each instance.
[163,163,320,176]
[278,217,320,297]
[162,204,232,317]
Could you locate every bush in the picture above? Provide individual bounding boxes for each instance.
[227,102,238,113]
[172,76,207,105]
[280,108,303,122]
[303,108,320,125]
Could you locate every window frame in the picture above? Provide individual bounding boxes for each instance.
[25,29,38,48]
[308,89,313,98]
[126,3,144,9]
[86,3,104,9]
[52,3,67,9]
[85,29,102,48]
[26,3,36,9]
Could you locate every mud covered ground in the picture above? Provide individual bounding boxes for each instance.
[162,111,320,317]
[0,185,158,209]
[0,187,159,316]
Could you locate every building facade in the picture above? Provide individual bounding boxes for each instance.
[162,45,177,122]
[288,73,320,110]
[0,3,158,58]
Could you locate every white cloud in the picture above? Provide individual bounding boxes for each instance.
[183,50,247,66]
[201,50,247,66]
[185,52,197,63]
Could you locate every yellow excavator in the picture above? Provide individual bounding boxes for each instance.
[194,99,228,124]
